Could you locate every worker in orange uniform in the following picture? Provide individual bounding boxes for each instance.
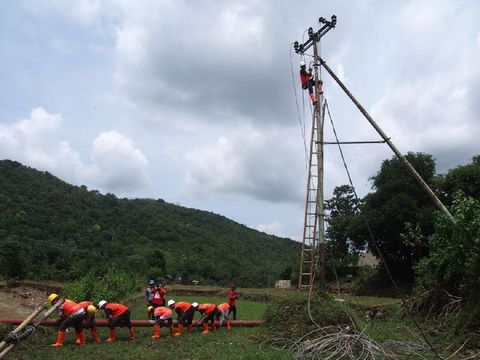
[167,299,198,336]
[228,284,238,320]
[215,303,232,331]
[147,305,174,338]
[98,300,135,342]
[300,61,323,106]
[197,303,219,334]
[47,293,86,347]
[78,301,101,342]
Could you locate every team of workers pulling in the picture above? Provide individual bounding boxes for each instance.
[46,282,238,346]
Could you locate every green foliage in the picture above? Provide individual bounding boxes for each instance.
[0,160,299,287]
[263,292,356,339]
[325,185,360,276]
[415,192,480,302]
[0,236,26,278]
[63,268,138,303]
[349,152,437,281]
[436,155,480,203]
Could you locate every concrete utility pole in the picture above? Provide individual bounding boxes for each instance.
[295,15,337,294]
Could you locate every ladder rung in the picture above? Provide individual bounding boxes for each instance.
[300,285,310,289]
[301,273,312,276]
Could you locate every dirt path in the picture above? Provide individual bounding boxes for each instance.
[0,281,61,318]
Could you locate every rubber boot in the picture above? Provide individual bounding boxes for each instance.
[174,324,183,336]
[169,325,174,336]
[317,81,323,95]
[210,322,216,332]
[91,327,102,342]
[151,324,160,339]
[309,93,317,105]
[76,331,86,345]
[187,324,193,334]
[51,331,65,347]
[226,320,231,331]
[105,328,116,343]
[202,323,209,334]
[129,327,135,341]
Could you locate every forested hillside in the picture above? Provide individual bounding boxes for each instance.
[0,160,300,287]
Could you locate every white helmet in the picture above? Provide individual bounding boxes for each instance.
[167,299,175,307]
[300,61,306,67]
[98,300,107,309]
[192,302,199,308]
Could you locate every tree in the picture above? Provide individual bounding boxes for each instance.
[349,152,437,281]
[325,185,361,273]
[0,237,26,278]
[436,155,480,203]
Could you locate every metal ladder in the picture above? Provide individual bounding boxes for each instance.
[298,104,322,290]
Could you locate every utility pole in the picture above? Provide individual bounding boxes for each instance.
[296,16,337,294]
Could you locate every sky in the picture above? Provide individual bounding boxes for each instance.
[1,0,479,240]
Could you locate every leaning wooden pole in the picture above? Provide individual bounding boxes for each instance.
[0,305,44,350]
[0,300,63,359]
[319,57,457,225]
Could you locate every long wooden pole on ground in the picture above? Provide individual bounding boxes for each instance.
[319,57,457,225]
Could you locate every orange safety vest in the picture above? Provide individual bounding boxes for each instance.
[217,303,230,312]
[105,303,128,317]
[174,302,192,313]
[154,307,172,318]
[78,301,93,310]
[62,300,83,316]
[198,303,216,315]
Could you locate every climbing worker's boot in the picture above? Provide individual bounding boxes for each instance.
[169,325,175,336]
[91,327,101,342]
[309,93,317,105]
[211,322,216,332]
[151,324,160,339]
[174,324,183,336]
[129,327,135,341]
[202,323,209,334]
[317,81,323,95]
[187,324,193,334]
[105,328,116,342]
[51,331,65,347]
[226,320,231,331]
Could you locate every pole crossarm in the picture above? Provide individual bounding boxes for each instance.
[294,16,337,55]
[319,140,388,145]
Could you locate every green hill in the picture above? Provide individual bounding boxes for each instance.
[0,160,300,287]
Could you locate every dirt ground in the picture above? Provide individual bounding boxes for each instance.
[0,281,61,318]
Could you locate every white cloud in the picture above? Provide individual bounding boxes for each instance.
[0,108,149,195]
[256,221,284,237]
[181,124,304,203]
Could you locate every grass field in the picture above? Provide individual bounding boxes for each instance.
[2,287,467,359]
[3,292,292,360]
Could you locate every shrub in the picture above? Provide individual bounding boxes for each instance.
[263,292,357,339]
[63,267,138,303]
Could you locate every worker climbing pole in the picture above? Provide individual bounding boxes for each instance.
[295,13,456,296]
[296,15,337,294]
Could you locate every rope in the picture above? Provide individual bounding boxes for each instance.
[324,99,444,360]
[289,43,309,171]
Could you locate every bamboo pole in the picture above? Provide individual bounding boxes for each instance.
[0,300,63,359]
[0,305,44,350]
[319,57,457,225]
